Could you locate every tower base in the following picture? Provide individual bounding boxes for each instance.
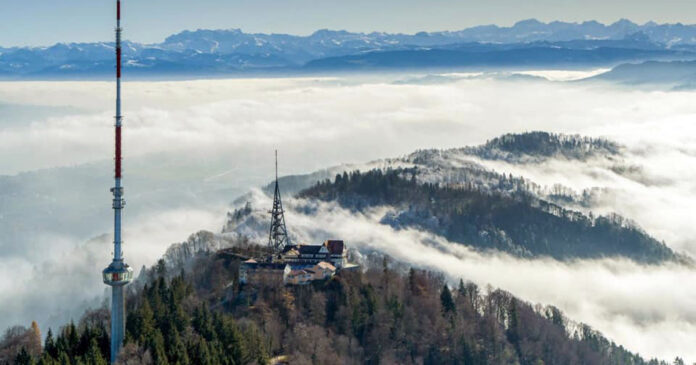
[110,285,125,364]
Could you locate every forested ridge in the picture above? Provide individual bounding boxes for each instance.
[299,168,676,263]
[0,242,676,365]
[457,132,621,163]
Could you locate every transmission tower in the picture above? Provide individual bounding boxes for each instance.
[102,1,133,363]
[268,150,290,253]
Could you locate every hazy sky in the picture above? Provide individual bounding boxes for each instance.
[3,0,696,47]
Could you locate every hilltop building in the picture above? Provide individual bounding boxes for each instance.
[280,240,347,269]
[238,259,286,285]
[284,261,336,285]
[239,153,357,286]
[240,239,355,286]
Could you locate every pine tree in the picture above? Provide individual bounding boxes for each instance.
[156,259,167,278]
[168,285,189,333]
[44,329,57,358]
[213,315,247,365]
[192,306,215,342]
[507,300,520,350]
[243,324,268,365]
[191,338,212,365]
[14,347,33,365]
[37,353,58,365]
[139,300,156,343]
[440,285,455,314]
[58,351,70,365]
[146,331,169,365]
[408,268,416,294]
[66,322,79,358]
[85,339,107,365]
[166,328,189,365]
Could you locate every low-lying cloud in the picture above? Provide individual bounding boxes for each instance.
[0,206,226,337]
[1,74,696,362]
[243,190,696,363]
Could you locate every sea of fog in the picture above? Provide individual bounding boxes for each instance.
[1,70,695,362]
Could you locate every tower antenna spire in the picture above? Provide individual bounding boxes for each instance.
[102,1,133,363]
[268,150,289,254]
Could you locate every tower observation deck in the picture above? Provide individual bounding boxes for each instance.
[102,1,133,363]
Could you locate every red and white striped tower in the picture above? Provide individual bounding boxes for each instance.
[102,1,133,363]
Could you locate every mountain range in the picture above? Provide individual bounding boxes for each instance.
[5,19,696,78]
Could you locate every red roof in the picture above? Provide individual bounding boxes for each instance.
[324,240,344,255]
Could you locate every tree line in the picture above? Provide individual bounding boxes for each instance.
[299,168,675,263]
[1,241,681,364]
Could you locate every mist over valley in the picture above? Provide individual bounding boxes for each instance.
[2,71,696,362]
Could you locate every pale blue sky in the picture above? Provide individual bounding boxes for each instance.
[2,0,696,47]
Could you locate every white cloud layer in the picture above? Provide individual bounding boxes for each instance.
[1,74,696,362]
[0,207,226,336]
[247,191,696,363]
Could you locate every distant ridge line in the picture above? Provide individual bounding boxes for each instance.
[4,18,696,79]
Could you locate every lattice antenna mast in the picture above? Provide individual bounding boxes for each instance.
[268,150,290,253]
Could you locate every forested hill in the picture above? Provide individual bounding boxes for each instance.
[258,133,632,212]
[0,241,674,364]
[299,168,676,263]
[445,131,621,164]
